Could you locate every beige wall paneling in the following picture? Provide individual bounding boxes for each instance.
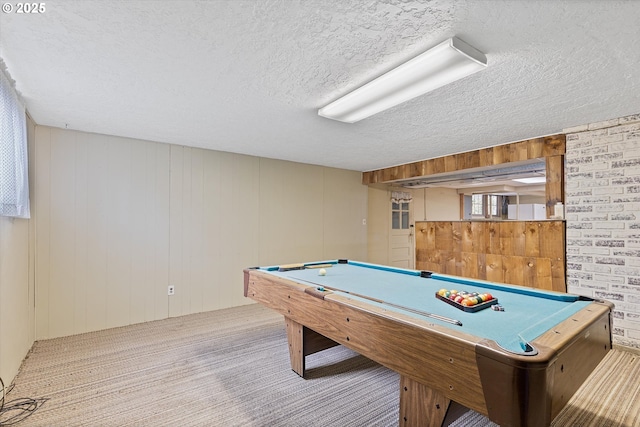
[412,188,425,222]
[0,217,30,382]
[212,152,260,308]
[105,135,135,329]
[258,158,325,265]
[26,113,36,365]
[0,114,36,384]
[129,139,170,325]
[419,188,460,221]
[188,148,205,314]
[34,126,51,338]
[169,145,196,317]
[321,167,368,261]
[84,132,109,333]
[201,150,218,312]
[168,145,184,317]
[47,128,77,337]
[35,127,171,339]
[367,186,390,265]
[108,135,170,326]
[170,145,211,317]
[33,127,366,337]
[73,131,88,332]
[169,151,366,318]
[169,147,261,318]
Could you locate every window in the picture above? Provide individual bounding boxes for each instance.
[488,195,498,216]
[392,202,410,229]
[471,194,500,218]
[0,67,29,218]
[471,194,484,216]
[390,191,412,229]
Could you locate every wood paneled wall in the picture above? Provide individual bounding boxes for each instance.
[33,126,368,340]
[34,128,172,339]
[415,221,566,292]
[362,134,566,218]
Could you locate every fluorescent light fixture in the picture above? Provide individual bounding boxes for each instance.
[513,177,547,184]
[318,36,487,123]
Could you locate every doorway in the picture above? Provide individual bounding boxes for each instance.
[389,192,414,269]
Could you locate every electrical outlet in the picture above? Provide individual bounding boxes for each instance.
[168,285,175,296]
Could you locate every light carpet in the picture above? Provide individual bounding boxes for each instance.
[3,304,638,426]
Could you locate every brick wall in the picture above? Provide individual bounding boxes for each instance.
[564,113,640,351]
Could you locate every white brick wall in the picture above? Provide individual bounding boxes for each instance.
[565,112,640,350]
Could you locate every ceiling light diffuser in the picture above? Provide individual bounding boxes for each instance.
[513,177,547,184]
[318,37,487,123]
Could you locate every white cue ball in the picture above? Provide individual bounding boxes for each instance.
[318,268,327,276]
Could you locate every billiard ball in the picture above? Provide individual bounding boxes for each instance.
[318,268,326,276]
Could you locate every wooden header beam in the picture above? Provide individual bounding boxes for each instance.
[362,134,566,218]
[361,134,566,185]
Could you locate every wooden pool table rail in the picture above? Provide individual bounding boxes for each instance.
[244,267,612,427]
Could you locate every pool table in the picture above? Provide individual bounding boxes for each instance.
[243,260,613,427]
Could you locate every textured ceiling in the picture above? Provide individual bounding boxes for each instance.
[1,0,639,172]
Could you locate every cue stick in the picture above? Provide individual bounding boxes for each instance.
[296,278,463,326]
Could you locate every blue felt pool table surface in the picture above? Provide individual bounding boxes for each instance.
[262,260,592,354]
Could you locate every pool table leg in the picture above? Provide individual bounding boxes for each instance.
[285,317,340,377]
[400,375,451,427]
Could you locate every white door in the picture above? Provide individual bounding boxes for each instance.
[389,197,414,269]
